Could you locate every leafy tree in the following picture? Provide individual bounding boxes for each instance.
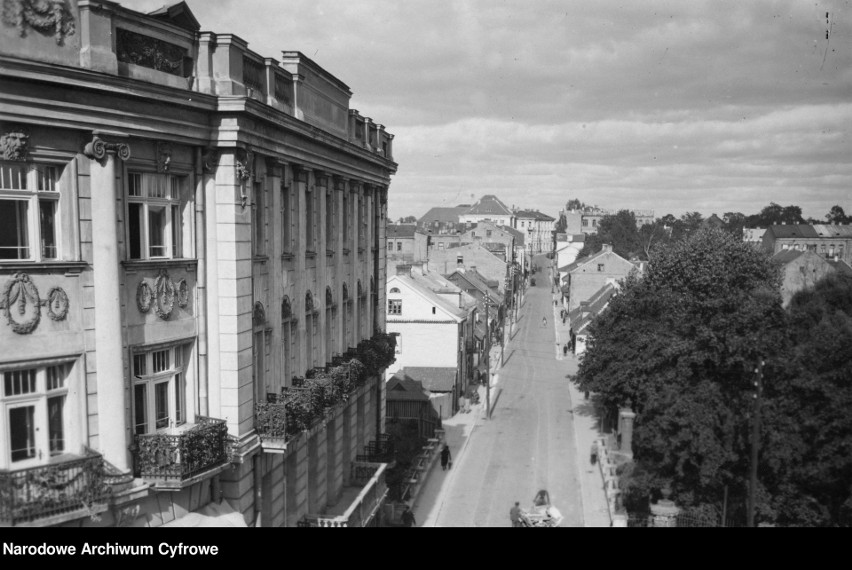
[576,228,786,518]
[826,205,850,224]
[400,215,417,223]
[566,198,588,211]
[766,273,852,525]
[722,212,746,236]
[577,210,643,260]
[745,202,805,228]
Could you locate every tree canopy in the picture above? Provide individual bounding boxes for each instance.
[576,228,788,521]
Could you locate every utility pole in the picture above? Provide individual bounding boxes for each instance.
[747,359,764,528]
[484,298,492,419]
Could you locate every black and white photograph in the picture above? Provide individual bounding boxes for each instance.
[0,0,849,538]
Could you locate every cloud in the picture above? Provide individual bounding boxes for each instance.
[120,0,852,221]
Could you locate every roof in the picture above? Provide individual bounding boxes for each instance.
[387,224,417,238]
[571,284,617,334]
[469,267,500,289]
[419,206,467,226]
[386,376,430,401]
[763,224,852,240]
[502,225,525,245]
[514,209,556,222]
[388,274,467,321]
[771,249,806,264]
[463,195,512,217]
[828,259,852,276]
[400,367,457,392]
[445,269,503,305]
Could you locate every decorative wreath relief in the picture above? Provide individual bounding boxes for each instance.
[176,279,189,308]
[136,281,152,313]
[0,273,41,334]
[46,286,69,321]
[154,269,175,320]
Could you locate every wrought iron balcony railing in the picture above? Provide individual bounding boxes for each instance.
[133,416,230,486]
[297,462,388,527]
[0,450,111,526]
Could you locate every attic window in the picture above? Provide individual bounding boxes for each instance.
[389,287,401,294]
[597,264,604,272]
[457,256,463,265]
[432,307,436,314]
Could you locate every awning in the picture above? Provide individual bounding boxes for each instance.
[161,500,248,527]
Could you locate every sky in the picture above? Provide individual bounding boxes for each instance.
[124,0,852,223]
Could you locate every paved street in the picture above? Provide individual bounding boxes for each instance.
[416,255,586,527]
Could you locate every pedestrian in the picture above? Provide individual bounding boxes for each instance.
[401,505,416,527]
[458,394,466,415]
[541,316,547,327]
[510,501,522,528]
[591,441,599,466]
[563,344,568,356]
[440,444,451,471]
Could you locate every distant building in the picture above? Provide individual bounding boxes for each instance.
[561,245,638,312]
[427,243,509,293]
[458,195,514,227]
[512,209,556,255]
[568,283,618,356]
[772,249,837,307]
[762,224,852,265]
[561,204,654,235]
[743,227,767,246]
[387,223,428,268]
[417,205,470,235]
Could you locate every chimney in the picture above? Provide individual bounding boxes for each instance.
[602,244,613,253]
[396,263,412,276]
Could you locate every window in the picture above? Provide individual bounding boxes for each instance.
[303,173,315,251]
[388,240,393,250]
[520,221,524,228]
[0,162,61,261]
[457,256,463,265]
[597,264,604,272]
[253,181,265,256]
[127,172,189,260]
[281,181,292,254]
[486,230,492,238]
[471,231,476,237]
[592,219,597,227]
[397,241,402,251]
[132,343,189,435]
[582,219,588,227]
[325,185,333,251]
[2,362,71,467]
[389,287,401,294]
[388,299,402,315]
[438,242,445,251]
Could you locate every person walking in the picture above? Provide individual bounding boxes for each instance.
[510,501,522,527]
[541,316,547,328]
[401,505,416,527]
[591,441,599,466]
[440,444,452,471]
[563,344,569,356]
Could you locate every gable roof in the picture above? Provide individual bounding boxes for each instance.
[463,195,512,217]
[387,224,417,238]
[502,225,525,244]
[386,375,430,401]
[765,224,820,239]
[828,259,852,276]
[401,367,457,392]
[445,269,502,305]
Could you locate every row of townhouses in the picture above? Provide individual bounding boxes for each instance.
[1,0,397,527]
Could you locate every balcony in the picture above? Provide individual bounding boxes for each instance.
[297,462,388,527]
[355,434,395,465]
[0,450,111,526]
[255,394,289,453]
[133,416,232,491]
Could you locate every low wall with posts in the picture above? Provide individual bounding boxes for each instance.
[595,437,624,527]
[382,429,445,525]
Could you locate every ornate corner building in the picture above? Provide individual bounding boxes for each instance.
[0,0,396,527]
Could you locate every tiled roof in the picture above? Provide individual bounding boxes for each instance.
[828,259,852,276]
[765,224,820,239]
[502,225,525,244]
[571,284,617,333]
[464,195,512,217]
[401,367,457,392]
[387,224,417,238]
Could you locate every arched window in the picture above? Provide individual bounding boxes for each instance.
[389,287,400,294]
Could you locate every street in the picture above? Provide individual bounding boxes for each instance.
[417,255,584,527]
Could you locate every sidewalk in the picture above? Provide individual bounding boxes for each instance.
[552,279,611,527]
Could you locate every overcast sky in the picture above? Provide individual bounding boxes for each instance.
[125,0,851,222]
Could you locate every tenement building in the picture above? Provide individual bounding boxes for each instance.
[0,1,396,527]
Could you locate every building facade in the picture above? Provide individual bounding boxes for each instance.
[386,224,428,268]
[762,224,852,265]
[512,209,555,255]
[561,245,637,312]
[0,0,395,527]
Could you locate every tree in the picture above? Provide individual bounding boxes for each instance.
[577,210,643,260]
[826,205,850,224]
[566,198,588,211]
[576,228,787,518]
[765,273,852,526]
[745,202,805,228]
[722,212,746,236]
[400,215,417,223]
